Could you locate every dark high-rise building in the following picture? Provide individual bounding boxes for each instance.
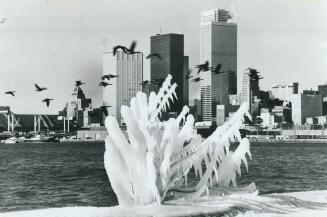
[150,33,184,113]
[183,56,189,106]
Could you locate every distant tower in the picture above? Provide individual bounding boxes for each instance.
[150,33,185,114]
[241,69,260,115]
[200,9,237,123]
[183,56,189,106]
[103,51,143,125]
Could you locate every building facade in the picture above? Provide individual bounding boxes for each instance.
[272,82,299,101]
[150,33,185,113]
[200,9,237,122]
[291,93,323,125]
[241,70,260,115]
[318,84,327,115]
[103,51,143,125]
[183,56,189,106]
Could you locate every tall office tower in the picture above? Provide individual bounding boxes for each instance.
[183,56,189,106]
[103,51,143,125]
[150,33,184,113]
[200,9,237,122]
[241,69,260,115]
[272,82,299,101]
[291,93,322,125]
[318,84,327,115]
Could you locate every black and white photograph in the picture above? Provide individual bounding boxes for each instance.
[0,0,327,216]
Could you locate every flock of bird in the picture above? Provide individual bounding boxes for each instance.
[4,40,255,116]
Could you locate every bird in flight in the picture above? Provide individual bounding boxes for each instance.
[99,105,112,117]
[75,80,85,87]
[113,41,139,55]
[191,77,203,83]
[102,74,118,80]
[99,81,112,87]
[42,98,54,107]
[196,61,210,74]
[5,91,15,96]
[185,69,193,79]
[113,45,128,55]
[211,64,223,74]
[34,84,47,92]
[146,53,163,60]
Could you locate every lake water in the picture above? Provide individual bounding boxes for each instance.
[0,142,326,212]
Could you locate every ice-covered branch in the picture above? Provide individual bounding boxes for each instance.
[104,74,255,206]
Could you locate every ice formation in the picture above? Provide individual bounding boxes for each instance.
[104,74,254,206]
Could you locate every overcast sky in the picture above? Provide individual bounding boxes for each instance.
[0,0,326,114]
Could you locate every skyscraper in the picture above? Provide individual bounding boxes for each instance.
[183,56,189,106]
[200,9,237,122]
[103,51,143,125]
[150,33,185,113]
[241,69,260,115]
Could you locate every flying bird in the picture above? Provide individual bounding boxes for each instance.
[102,74,118,80]
[113,45,128,56]
[42,98,54,107]
[196,61,210,74]
[211,64,223,74]
[113,41,139,55]
[75,80,85,87]
[99,105,112,117]
[99,81,112,87]
[34,84,47,92]
[127,41,138,54]
[191,77,203,83]
[185,69,193,79]
[146,53,163,60]
[5,91,15,96]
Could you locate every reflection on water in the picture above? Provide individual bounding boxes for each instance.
[0,142,326,212]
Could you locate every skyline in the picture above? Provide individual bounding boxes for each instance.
[0,0,326,114]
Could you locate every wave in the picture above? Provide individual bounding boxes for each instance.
[1,190,327,217]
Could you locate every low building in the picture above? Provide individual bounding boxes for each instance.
[317,116,327,126]
[259,108,276,129]
[291,93,322,125]
[216,105,225,126]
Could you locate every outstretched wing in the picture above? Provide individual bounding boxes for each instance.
[34,84,41,90]
[129,41,137,51]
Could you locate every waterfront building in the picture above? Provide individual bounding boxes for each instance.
[241,69,260,115]
[229,94,241,106]
[216,105,225,126]
[61,86,92,128]
[200,9,237,122]
[317,116,327,126]
[259,108,276,129]
[271,106,292,125]
[150,33,185,113]
[103,51,143,125]
[272,82,299,101]
[183,56,189,106]
[318,84,327,115]
[291,93,323,125]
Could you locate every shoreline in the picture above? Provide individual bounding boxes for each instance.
[249,138,327,144]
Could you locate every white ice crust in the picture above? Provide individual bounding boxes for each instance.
[2,190,327,217]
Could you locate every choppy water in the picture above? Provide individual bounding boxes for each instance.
[0,142,326,212]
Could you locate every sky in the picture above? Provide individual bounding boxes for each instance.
[0,0,326,114]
